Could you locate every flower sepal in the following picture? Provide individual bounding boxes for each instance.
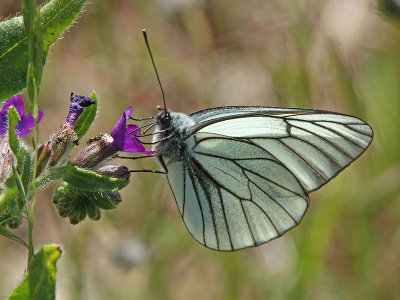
[73,91,98,140]
[53,182,122,224]
[0,176,23,229]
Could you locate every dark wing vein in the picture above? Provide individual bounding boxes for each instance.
[288,122,355,159]
[216,185,234,250]
[310,121,364,150]
[285,132,343,169]
[182,163,186,216]
[234,158,305,198]
[245,138,309,194]
[191,162,220,250]
[191,159,234,251]
[242,170,299,225]
[224,188,257,247]
[246,190,281,237]
[344,124,373,137]
[186,163,206,246]
[277,138,329,181]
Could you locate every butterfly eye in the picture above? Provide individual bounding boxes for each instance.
[158,111,171,129]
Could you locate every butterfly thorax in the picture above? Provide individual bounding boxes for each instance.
[152,110,195,162]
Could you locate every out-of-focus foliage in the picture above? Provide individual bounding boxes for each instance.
[1,0,399,299]
[0,0,87,101]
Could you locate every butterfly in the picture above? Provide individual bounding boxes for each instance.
[150,106,373,251]
[137,30,373,251]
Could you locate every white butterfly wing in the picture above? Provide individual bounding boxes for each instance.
[189,106,310,123]
[164,109,373,251]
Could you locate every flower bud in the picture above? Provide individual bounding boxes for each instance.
[36,141,51,176]
[53,182,122,224]
[95,164,130,180]
[0,134,14,190]
[44,93,95,168]
[73,133,117,169]
[48,124,79,167]
[107,192,122,206]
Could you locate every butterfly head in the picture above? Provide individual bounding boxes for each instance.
[156,108,172,130]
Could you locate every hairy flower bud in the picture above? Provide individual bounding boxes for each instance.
[36,142,51,176]
[107,191,122,206]
[0,134,14,190]
[73,133,116,169]
[53,182,123,224]
[48,124,79,167]
[95,164,131,180]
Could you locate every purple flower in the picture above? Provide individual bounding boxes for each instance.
[110,107,154,154]
[0,95,43,138]
[73,107,154,169]
[65,92,95,126]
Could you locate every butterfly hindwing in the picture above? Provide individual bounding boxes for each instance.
[164,133,311,251]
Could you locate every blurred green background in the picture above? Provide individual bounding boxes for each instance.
[1,0,400,299]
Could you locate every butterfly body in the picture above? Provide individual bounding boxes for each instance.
[153,110,195,162]
[152,106,373,251]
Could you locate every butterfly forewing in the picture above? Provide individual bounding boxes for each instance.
[190,109,373,192]
[163,107,373,251]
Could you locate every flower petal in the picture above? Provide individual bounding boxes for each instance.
[0,113,7,137]
[125,124,155,154]
[110,107,155,154]
[1,95,24,115]
[0,95,43,138]
[123,107,133,120]
[65,93,95,126]
[15,110,44,138]
[110,108,131,148]
[122,124,147,153]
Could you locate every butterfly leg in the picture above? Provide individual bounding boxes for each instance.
[128,156,168,174]
[157,156,169,174]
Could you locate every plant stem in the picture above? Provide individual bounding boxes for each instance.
[28,117,40,266]
[21,0,44,267]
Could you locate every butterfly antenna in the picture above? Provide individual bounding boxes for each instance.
[142,29,167,112]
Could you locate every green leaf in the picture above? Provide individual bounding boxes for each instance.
[0,0,87,101]
[23,1,45,105]
[74,91,98,139]
[63,162,129,192]
[0,224,28,247]
[8,244,62,300]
